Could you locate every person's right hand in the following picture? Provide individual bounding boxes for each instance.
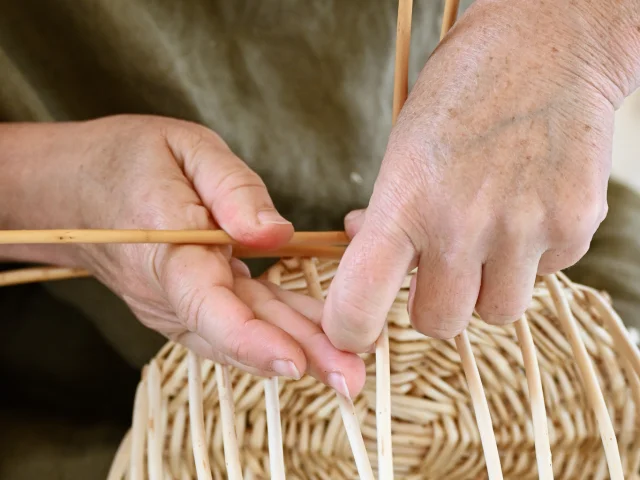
[321,0,640,353]
[0,115,364,397]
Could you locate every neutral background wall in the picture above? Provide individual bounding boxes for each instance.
[613,90,640,194]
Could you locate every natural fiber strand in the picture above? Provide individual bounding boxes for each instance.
[265,266,287,480]
[188,351,213,480]
[300,258,375,480]
[0,229,348,246]
[455,331,504,479]
[130,380,149,480]
[544,274,624,479]
[376,0,414,476]
[215,364,244,479]
[514,316,554,479]
[146,361,164,480]
[440,0,460,40]
[106,430,131,480]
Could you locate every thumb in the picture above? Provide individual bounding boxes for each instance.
[322,212,416,352]
[172,127,293,249]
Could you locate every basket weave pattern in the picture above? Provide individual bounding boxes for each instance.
[109,258,640,479]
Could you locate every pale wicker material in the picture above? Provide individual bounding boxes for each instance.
[106,258,640,480]
[1,0,639,477]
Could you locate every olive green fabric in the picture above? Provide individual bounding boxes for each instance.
[0,279,138,480]
[0,0,454,231]
[0,0,639,478]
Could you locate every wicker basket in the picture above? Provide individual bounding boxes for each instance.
[106,258,640,479]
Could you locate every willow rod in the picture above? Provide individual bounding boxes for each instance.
[376,0,414,478]
[0,248,346,289]
[0,229,349,246]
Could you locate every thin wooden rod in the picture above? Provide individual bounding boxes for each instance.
[106,430,132,480]
[514,316,553,479]
[215,364,244,480]
[375,322,393,480]
[581,286,640,380]
[441,0,460,40]
[544,274,623,479]
[376,2,414,477]
[234,245,345,259]
[392,0,413,122]
[0,245,347,288]
[263,378,285,479]
[0,266,90,287]
[0,229,349,246]
[187,351,214,480]
[147,361,164,480]
[129,377,149,480]
[264,266,286,480]
[455,331,503,479]
[301,259,374,480]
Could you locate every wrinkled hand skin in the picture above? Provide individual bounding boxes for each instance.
[324,0,640,352]
[0,115,365,396]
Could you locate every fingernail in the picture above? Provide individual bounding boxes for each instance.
[272,359,301,380]
[258,209,292,225]
[327,372,351,398]
[345,209,365,220]
[230,258,252,278]
[219,245,233,259]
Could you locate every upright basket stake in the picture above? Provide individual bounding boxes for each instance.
[301,259,375,480]
[376,0,414,477]
[440,0,460,40]
[455,331,504,479]
[514,316,553,479]
[375,322,393,480]
[544,274,624,479]
[580,284,640,379]
[215,364,244,479]
[146,361,164,480]
[264,266,287,480]
[188,351,213,480]
[129,380,148,480]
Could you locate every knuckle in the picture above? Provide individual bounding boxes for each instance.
[222,319,257,366]
[328,297,382,351]
[501,204,545,243]
[175,123,227,156]
[538,241,590,274]
[215,166,266,196]
[550,199,603,246]
[599,200,609,224]
[477,309,524,326]
[412,312,469,340]
[176,289,206,333]
[476,293,529,326]
[563,242,591,268]
[334,300,379,337]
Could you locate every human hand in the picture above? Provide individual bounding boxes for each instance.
[1,115,365,395]
[323,0,640,351]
